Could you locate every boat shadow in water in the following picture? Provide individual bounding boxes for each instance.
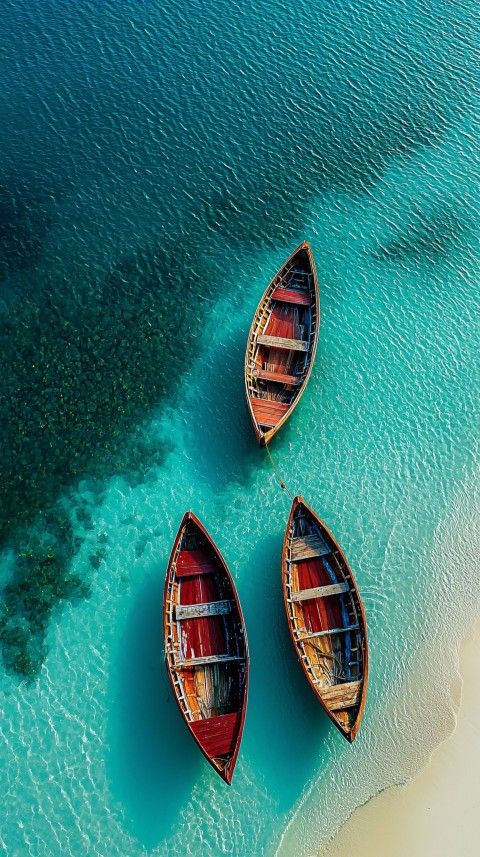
[107,570,200,849]
[242,532,331,812]
[182,325,258,492]
[182,321,307,497]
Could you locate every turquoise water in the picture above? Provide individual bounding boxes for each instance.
[1,0,479,855]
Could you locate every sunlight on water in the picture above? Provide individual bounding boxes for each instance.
[0,0,479,855]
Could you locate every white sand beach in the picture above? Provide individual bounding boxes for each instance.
[323,621,480,857]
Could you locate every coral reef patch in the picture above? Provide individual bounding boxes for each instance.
[0,504,89,679]
[0,239,213,676]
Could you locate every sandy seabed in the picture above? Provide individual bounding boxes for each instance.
[323,621,480,857]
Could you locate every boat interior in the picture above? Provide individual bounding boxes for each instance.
[246,249,317,434]
[165,520,247,774]
[285,504,364,735]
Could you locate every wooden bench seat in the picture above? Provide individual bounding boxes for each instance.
[295,624,359,641]
[250,397,291,428]
[252,368,301,385]
[291,582,349,602]
[257,334,308,352]
[175,653,241,668]
[271,287,310,306]
[290,534,331,561]
[175,600,231,620]
[319,680,362,710]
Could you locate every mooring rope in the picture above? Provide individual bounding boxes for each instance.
[310,645,346,681]
[264,439,294,500]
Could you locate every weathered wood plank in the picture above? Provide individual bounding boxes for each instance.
[291,582,349,602]
[290,534,331,560]
[291,546,331,560]
[257,334,308,352]
[296,624,359,641]
[250,397,291,428]
[293,534,327,544]
[250,397,290,414]
[175,600,231,620]
[252,368,301,385]
[320,680,362,710]
[175,653,241,668]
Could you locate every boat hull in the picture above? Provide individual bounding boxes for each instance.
[245,241,320,445]
[282,496,368,741]
[163,512,249,783]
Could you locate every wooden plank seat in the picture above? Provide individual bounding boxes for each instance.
[257,334,308,352]
[175,653,241,668]
[252,368,301,385]
[271,287,310,306]
[295,624,359,641]
[191,712,241,756]
[291,534,331,561]
[291,582,350,602]
[176,550,217,578]
[175,600,231,620]
[318,680,362,711]
[250,397,291,428]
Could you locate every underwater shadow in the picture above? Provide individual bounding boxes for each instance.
[107,570,200,850]
[370,203,473,266]
[185,324,261,492]
[242,531,332,812]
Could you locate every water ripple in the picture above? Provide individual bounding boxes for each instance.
[0,0,479,854]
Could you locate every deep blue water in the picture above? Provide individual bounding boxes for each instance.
[0,1,479,855]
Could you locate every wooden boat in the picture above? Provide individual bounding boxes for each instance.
[163,511,249,784]
[245,241,320,445]
[282,496,368,741]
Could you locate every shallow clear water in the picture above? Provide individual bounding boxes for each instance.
[0,1,479,855]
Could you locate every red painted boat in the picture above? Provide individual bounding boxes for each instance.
[282,496,368,741]
[163,512,249,784]
[245,241,320,445]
